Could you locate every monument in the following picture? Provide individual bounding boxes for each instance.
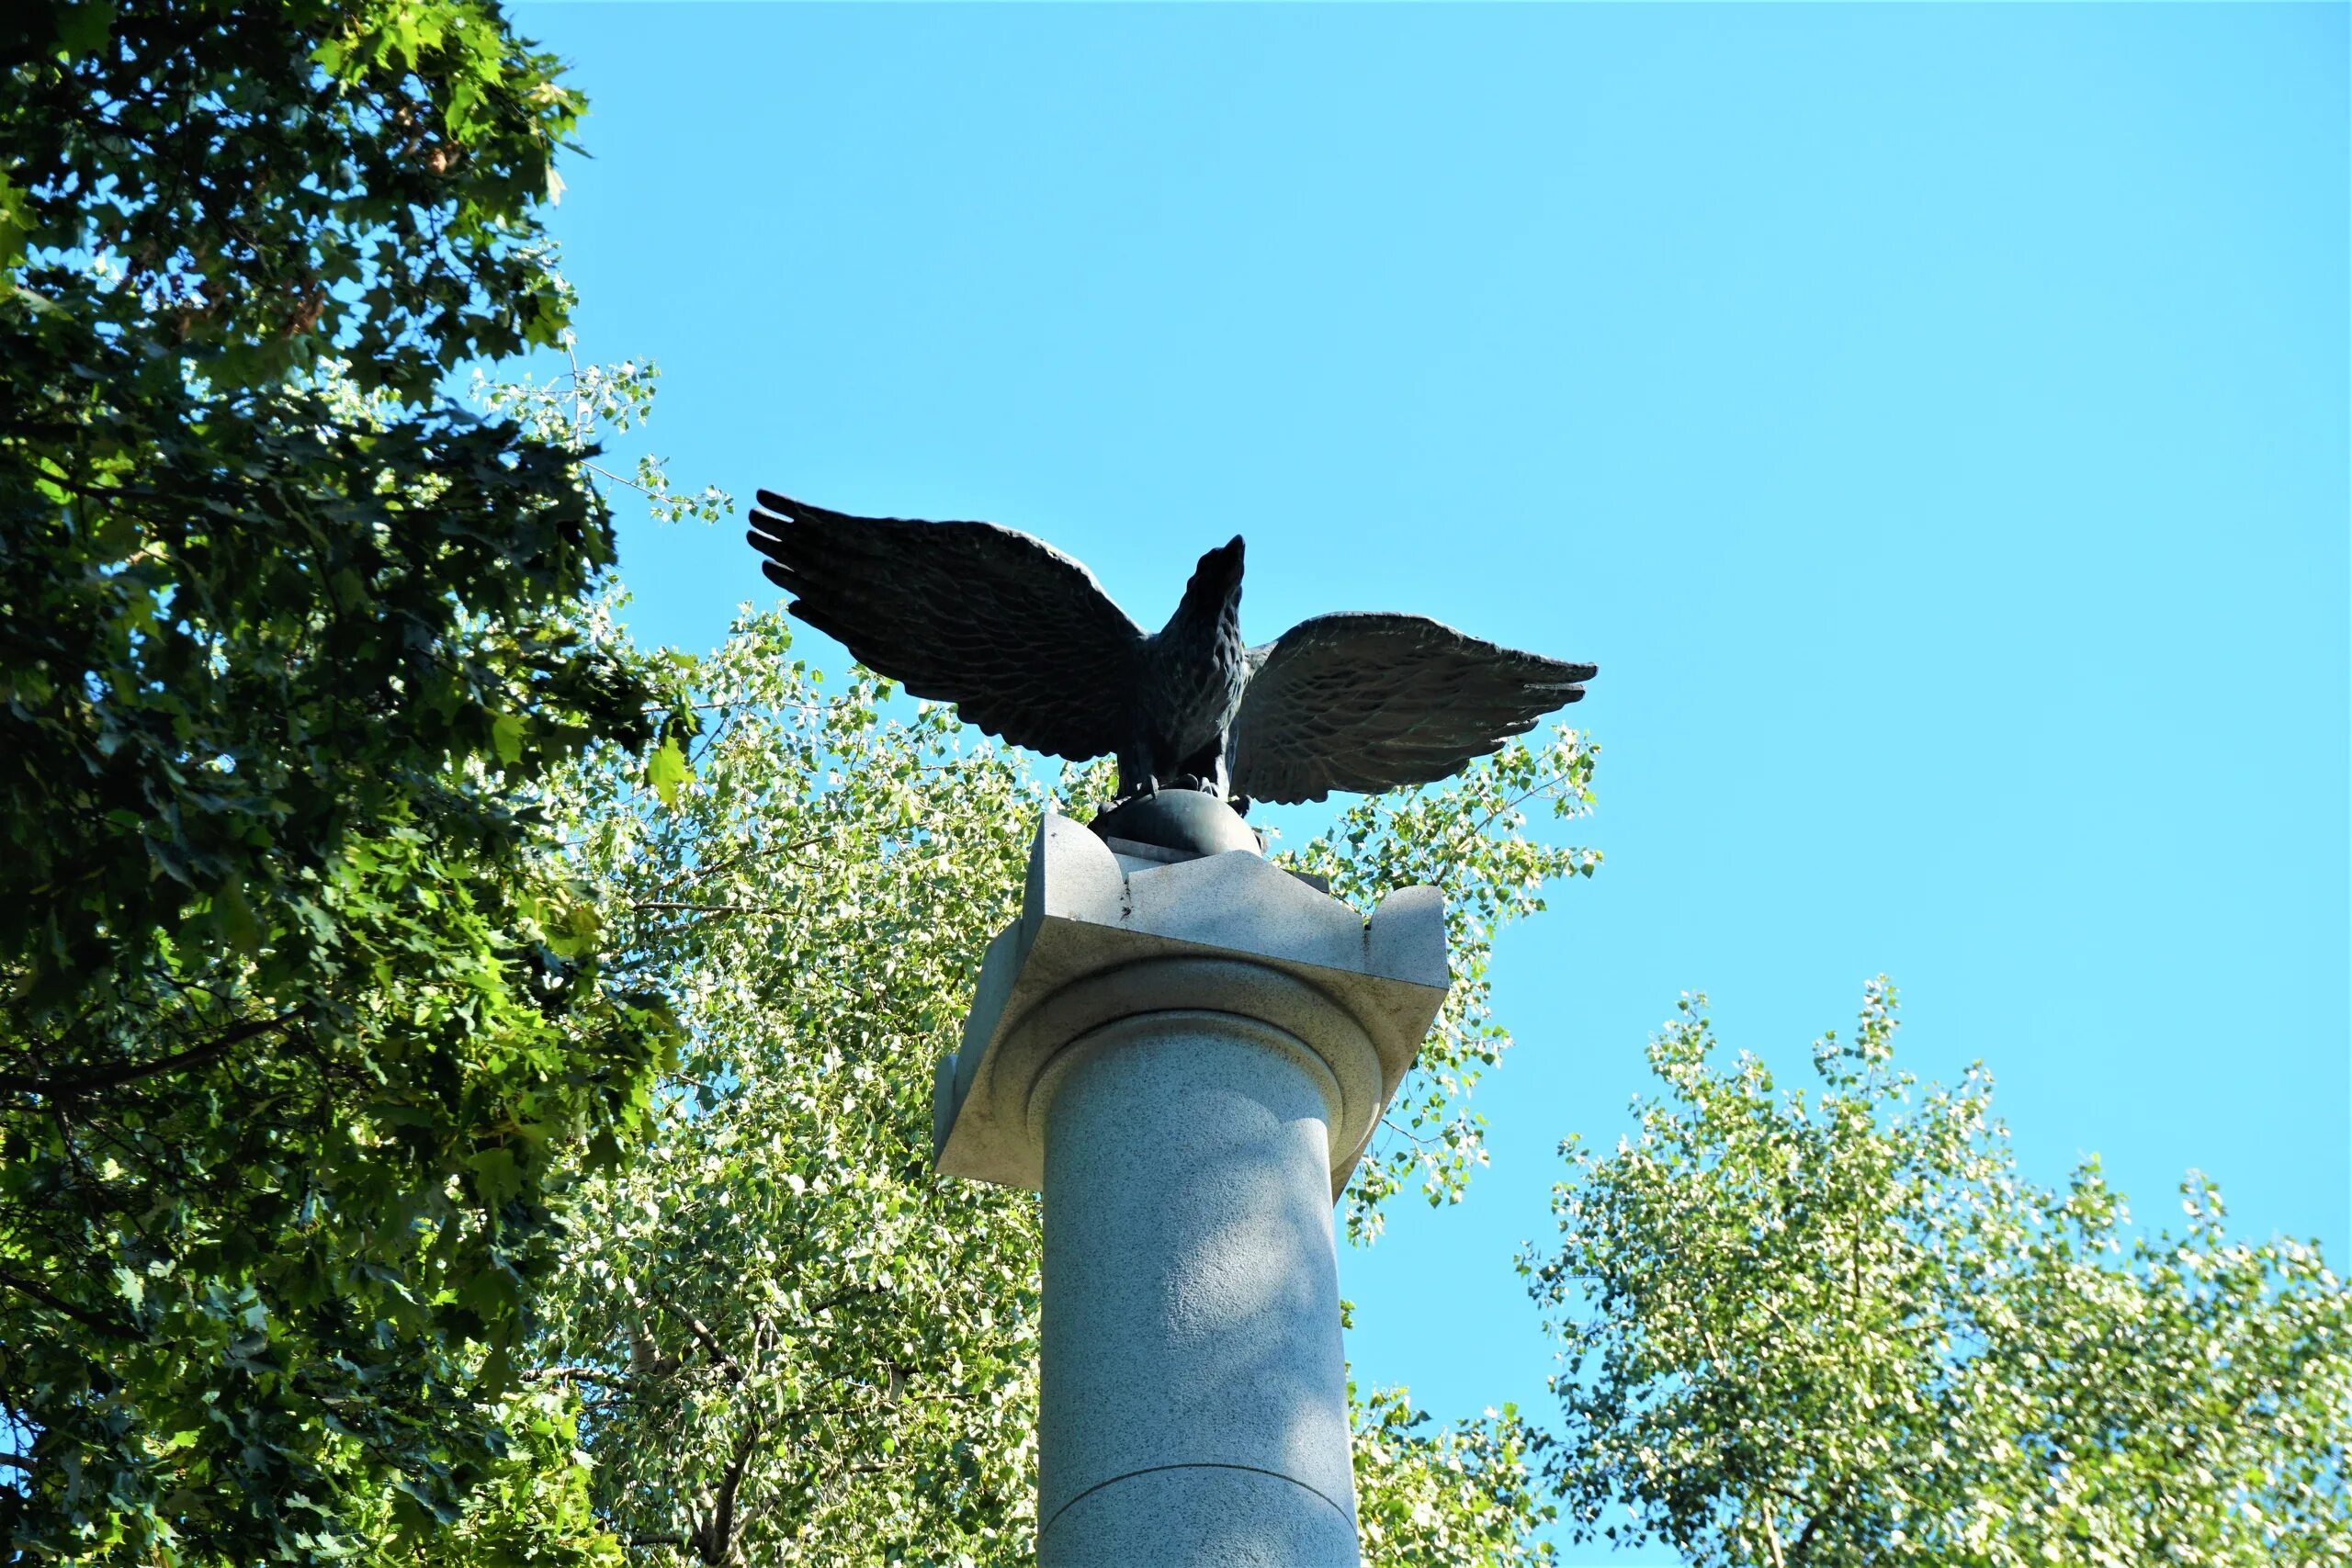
[746,491,1594,1566]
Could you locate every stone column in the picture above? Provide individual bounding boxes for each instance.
[933,808,1448,1568]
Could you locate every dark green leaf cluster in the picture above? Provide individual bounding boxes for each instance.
[2,0,584,399]
[358,1387,625,1568]
[0,5,689,1561]
[1526,983,2352,1567]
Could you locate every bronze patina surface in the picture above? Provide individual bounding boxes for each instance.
[747,490,1596,815]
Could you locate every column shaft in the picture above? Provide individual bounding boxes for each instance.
[1036,1011,1361,1568]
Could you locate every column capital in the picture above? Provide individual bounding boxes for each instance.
[933,810,1449,1199]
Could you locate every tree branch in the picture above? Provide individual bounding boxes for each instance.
[522,1364,637,1387]
[652,1289,744,1383]
[0,1013,296,1098]
[629,901,794,919]
[0,1268,140,1342]
[691,1422,762,1566]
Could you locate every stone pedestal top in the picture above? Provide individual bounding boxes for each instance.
[933,811,1450,1199]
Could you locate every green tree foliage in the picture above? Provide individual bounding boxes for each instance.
[2,0,582,397]
[2,5,1583,1557]
[358,1385,625,1568]
[0,5,693,1558]
[1351,1386,1555,1567]
[1526,982,2352,1568]
[1285,734,1600,1244]
[514,615,1597,1565]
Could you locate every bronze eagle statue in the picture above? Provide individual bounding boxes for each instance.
[746,490,1595,810]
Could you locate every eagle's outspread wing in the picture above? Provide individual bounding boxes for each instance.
[1228,613,1595,805]
[747,491,1146,761]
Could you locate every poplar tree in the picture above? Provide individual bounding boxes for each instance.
[1529,985,2352,1567]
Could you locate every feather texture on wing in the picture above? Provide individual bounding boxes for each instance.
[1228,613,1595,805]
[746,491,1146,761]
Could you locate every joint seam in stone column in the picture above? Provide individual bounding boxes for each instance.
[1037,1461,1356,1543]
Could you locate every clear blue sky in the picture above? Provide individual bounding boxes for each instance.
[515,6,2346,1559]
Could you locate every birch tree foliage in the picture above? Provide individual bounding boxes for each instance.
[1284,735,1600,1244]
[1527,982,2352,1568]
[1351,1386,1557,1568]
[513,611,1599,1565]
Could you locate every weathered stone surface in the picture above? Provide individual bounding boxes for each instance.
[933,811,1449,1199]
[933,806,1449,1567]
[1035,1018,1359,1566]
[1043,1463,1361,1568]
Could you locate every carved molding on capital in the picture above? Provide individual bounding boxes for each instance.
[933,811,1449,1199]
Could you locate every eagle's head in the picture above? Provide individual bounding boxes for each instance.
[1175,534,1246,624]
[1190,535,1245,593]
